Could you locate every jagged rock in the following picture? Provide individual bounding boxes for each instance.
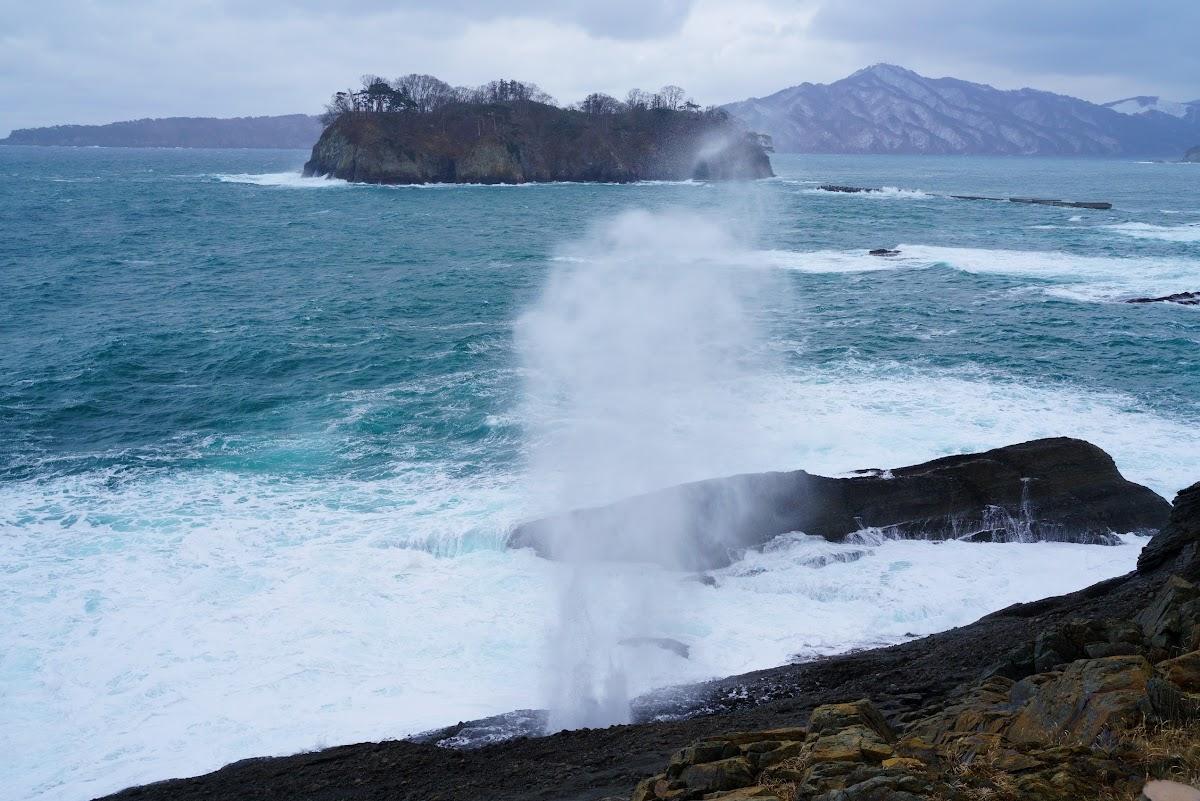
[668,742,741,778]
[1139,482,1200,573]
[1127,292,1200,306]
[1157,651,1200,691]
[510,438,1169,570]
[1137,576,1200,651]
[678,757,756,794]
[808,700,895,742]
[704,788,780,800]
[1006,655,1153,744]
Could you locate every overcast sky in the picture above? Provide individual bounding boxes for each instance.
[2,0,1197,135]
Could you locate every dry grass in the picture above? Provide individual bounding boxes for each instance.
[1118,721,1200,787]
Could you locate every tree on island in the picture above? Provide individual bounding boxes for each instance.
[321,75,722,124]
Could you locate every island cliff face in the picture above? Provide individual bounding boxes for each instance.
[303,102,774,184]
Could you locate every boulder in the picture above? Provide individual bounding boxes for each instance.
[1006,655,1153,744]
[509,438,1170,570]
[678,757,756,794]
[1136,575,1200,651]
[1138,482,1200,573]
[1156,650,1200,692]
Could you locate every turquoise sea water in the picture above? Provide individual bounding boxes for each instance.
[1,147,1198,800]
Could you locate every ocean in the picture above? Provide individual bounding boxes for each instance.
[1,146,1198,800]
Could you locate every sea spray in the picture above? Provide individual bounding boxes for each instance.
[515,209,787,730]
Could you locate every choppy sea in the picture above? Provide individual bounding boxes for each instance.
[1,146,1198,800]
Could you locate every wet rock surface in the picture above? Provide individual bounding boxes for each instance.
[509,438,1170,570]
[1127,292,1200,306]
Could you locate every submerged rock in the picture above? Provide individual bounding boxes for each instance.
[620,637,691,659]
[1127,291,1200,306]
[868,248,901,256]
[508,438,1170,571]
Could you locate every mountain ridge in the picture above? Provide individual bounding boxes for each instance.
[1,114,323,149]
[725,64,1200,156]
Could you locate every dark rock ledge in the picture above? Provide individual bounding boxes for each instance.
[509,438,1170,571]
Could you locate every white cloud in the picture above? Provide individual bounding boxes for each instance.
[0,0,1195,135]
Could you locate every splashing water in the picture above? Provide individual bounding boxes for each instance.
[516,209,787,730]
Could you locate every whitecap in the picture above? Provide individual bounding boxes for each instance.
[1104,221,1200,243]
[215,171,348,188]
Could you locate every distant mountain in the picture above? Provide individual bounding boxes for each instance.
[725,64,1200,156]
[1103,96,1200,121]
[1,115,323,149]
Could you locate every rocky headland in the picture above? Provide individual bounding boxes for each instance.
[1183,146,1200,163]
[302,79,773,184]
[98,441,1200,801]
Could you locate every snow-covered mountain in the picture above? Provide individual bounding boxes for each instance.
[725,65,1200,156]
[1102,96,1197,119]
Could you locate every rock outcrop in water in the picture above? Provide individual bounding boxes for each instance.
[508,438,1170,570]
[1128,291,1200,307]
[303,102,774,184]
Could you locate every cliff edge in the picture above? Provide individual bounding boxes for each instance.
[302,102,773,184]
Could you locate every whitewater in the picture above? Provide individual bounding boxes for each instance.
[1,147,1198,801]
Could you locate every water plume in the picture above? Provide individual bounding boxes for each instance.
[515,208,785,731]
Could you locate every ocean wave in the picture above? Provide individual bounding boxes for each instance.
[215,171,349,188]
[803,185,934,199]
[3,361,1196,800]
[764,244,1200,303]
[1104,221,1200,243]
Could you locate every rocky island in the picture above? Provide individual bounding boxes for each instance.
[98,439,1200,801]
[303,75,774,184]
[1184,146,1200,163]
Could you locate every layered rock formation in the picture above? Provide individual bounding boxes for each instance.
[509,438,1170,570]
[303,103,773,184]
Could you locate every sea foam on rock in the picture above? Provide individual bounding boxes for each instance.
[509,437,1171,571]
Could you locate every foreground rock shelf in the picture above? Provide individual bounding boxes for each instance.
[509,438,1169,571]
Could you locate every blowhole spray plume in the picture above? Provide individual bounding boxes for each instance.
[515,208,786,731]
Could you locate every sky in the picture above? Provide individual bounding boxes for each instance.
[1,0,1197,135]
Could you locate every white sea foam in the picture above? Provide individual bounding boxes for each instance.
[765,244,1200,302]
[804,185,934,199]
[1105,221,1200,243]
[2,359,1196,800]
[215,172,349,188]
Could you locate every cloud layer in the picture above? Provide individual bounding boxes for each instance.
[1,0,1195,135]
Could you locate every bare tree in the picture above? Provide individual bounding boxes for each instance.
[625,88,652,110]
[578,92,625,115]
[654,85,687,111]
[394,74,455,113]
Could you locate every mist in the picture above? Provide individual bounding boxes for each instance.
[515,208,787,730]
